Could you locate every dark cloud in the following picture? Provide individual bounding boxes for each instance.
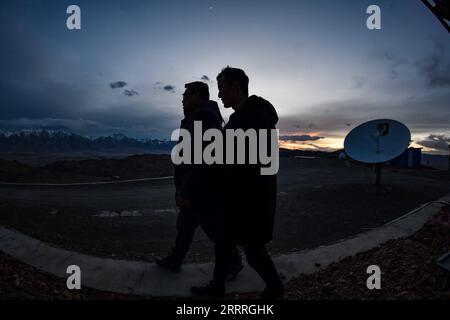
[415,40,450,88]
[279,99,379,135]
[375,40,450,88]
[201,75,210,81]
[0,18,92,120]
[306,143,336,152]
[375,52,408,80]
[163,85,176,93]
[292,122,316,130]
[416,134,450,152]
[123,89,139,97]
[279,135,324,142]
[0,20,179,138]
[110,81,128,89]
[279,90,450,137]
[153,82,176,93]
[0,18,181,139]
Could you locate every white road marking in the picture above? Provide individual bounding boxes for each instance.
[0,176,173,187]
[93,210,142,218]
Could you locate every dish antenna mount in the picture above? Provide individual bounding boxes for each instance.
[344,119,411,192]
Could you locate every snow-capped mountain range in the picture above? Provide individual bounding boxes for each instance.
[0,128,175,152]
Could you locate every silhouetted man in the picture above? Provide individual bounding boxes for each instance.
[191,68,284,299]
[156,81,243,279]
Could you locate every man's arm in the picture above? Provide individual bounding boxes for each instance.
[177,108,223,204]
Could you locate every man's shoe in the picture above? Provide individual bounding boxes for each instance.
[155,255,182,272]
[225,261,244,282]
[190,281,225,298]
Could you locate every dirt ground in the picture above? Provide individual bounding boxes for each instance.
[0,154,173,183]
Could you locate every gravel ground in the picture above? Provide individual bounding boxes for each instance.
[231,205,450,300]
[1,206,449,300]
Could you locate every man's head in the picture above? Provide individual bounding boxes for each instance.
[216,67,249,109]
[182,81,210,110]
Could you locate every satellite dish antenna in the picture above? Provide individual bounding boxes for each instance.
[344,119,411,191]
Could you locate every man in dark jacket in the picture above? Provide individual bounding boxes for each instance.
[156,81,243,279]
[191,68,284,299]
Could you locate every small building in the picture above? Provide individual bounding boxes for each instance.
[388,147,422,168]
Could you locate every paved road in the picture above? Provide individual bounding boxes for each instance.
[0,157,449,262]
[1,157,444,210]
[0,158,339,210]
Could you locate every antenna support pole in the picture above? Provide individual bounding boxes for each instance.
[375,163,382,192]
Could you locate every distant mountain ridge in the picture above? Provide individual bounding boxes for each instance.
[0,128,175,152]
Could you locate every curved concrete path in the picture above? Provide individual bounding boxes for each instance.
[0,194,449,297]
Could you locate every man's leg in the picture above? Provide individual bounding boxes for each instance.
[157,207,198,270]
[225,246,244,281]
[172,207,198,260]
[213,241,238,284]
[190,240,234,297]
[243,243,284,299]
